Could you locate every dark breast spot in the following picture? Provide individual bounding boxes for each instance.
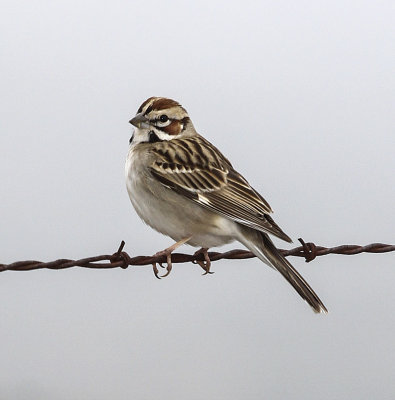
[149,131,162,143]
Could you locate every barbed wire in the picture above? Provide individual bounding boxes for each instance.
[1,239,393,278]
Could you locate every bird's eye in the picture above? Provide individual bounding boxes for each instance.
[160,115,169,123]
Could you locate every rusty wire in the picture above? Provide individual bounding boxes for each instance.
[1,239,393,277]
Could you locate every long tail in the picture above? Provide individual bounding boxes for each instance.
[238,228,328,314]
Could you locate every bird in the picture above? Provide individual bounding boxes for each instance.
[125,97,327,313]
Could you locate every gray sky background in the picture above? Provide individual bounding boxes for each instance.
[1,0,394,399]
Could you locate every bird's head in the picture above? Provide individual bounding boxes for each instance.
[129,97,196,145]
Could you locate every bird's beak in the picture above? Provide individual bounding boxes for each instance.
[129,113,150,128]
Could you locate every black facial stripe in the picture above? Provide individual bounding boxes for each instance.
[129,134,134,144]
[148,131,162,143]
[144,105,153,115]
[181,117,190,131]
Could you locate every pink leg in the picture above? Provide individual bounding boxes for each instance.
[152,237,192,278]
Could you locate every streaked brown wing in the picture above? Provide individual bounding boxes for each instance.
[150,137,292,242]
[151,161,226,193]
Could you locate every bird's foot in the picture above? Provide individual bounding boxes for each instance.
[151,237,192,279]
[152,248,173,278]
[193,248,214,275]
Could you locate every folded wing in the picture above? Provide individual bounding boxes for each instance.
[150,137,292,242]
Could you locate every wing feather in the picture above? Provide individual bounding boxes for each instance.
[150,137,292,242]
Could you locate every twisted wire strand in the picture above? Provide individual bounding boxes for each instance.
[1,239,394,273]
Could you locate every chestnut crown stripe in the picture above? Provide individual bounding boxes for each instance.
[137,97,185,114]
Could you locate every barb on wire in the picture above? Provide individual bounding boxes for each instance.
[1,239,394,278]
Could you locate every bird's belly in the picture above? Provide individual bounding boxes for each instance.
[125,158,236,248]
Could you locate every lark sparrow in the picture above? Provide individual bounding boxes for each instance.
[125,97,327,313]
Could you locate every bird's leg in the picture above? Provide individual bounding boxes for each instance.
[193,248,214,275]
[152,236,192,278]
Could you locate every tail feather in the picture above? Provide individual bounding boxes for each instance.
[239,229,327,314]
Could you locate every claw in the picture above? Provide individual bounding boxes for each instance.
[152,263,161,279]
[159,253,173,278]
[194,248,214,275]
[160,263,172,278]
